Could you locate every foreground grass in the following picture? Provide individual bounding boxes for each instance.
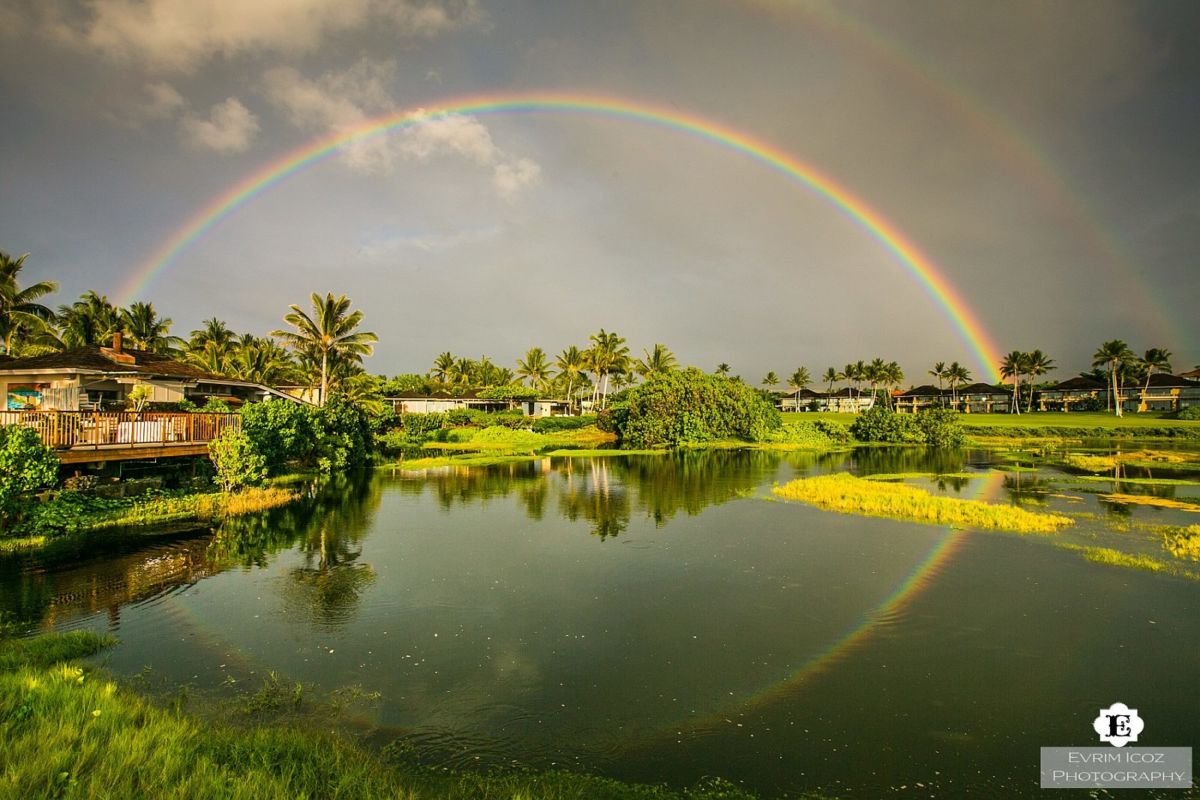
[1058,544,1166,573]
[773,473,1073,533]
[2,487,300,554]
[0,633,793,800]
[957,412,1200,440]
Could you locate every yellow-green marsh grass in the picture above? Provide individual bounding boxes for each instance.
[1099,493,1200,512]
[1163,525,1200,561]
[772,473,1073,533]
[1059,544,1166,572]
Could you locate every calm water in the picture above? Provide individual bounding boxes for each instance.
[3,448,1200,798]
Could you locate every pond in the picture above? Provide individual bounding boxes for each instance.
[3,447,1199,797]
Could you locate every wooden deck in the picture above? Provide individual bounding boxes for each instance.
[1,410,239,464]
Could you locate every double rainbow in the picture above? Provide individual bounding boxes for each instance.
[119,92,1002,381]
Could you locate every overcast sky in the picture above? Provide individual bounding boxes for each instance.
[1,0,1197,381]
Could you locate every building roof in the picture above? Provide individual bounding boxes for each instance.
[0,346,231,382]
[897,384,945,398]
[781,387,823,399]
[1181,368,1200,380]
[958,382,1010,395]
[1143,373,1200,389]
[1049,376,1107,391]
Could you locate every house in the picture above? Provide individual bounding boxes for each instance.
[1037,376,1107,412]
[893,385,945,413]
[777,387,875,413]
[0,334,299,412]
[385,390,574,417]
[956,382,1013,414]
[1118,373,1200,413]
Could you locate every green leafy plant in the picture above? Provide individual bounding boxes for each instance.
[0,426,59,528]
[208,431,268,492]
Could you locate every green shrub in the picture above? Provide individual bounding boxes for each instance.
[200,396,233,413]
[849,406,925,443]
[612,368,782,448]
[531,414,597,433]
[916,408,966,448]
[208,431,268,492]
[477,384,539,401]
[400,412,445,439]
[240,401,319,470]
[1174,405,1200,420]
[0,427,59,528]
[315,397,374,473]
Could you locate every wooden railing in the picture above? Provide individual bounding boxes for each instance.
[0,411,241,451]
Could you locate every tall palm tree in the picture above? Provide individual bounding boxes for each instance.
[556,346,586,411]
[272,293,378,407]
[881,361,904,410]
[999,351,1025,414]
[1022,349,1056,412]
[944,361,971,410]
[189,317,235,350]
[431,352,455,385]
[929,361,947,406]
[587,329,629,410]
[635,343,677,378]
[864,358,887,405]
[0,251,58,355]
[231,335,297,385]
[186,340,234,376]
[516,347,553,390]
[1138,347,1172,412]
[1092,340,1134,417]
[121,301,184,353]
[788,366,812,392]
[55,291,122,349]
[450,357,475,386]
[762,371,779,389]
[715,363,731,376]
[821,367,841,396]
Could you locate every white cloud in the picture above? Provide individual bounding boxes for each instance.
[261,63,541,197]
[180,97,259,153]
[106,80,186,127]
[358,225,502,258]
[43,0,485,72]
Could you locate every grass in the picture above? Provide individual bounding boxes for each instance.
[1059,544,1166,572]
[1054,475,1200,487]
[860,472,980,481]
[0,633,802,800]
[1099,493,1200,512]
[773,473,1073,533]
[421,425,617,454]
[1163,525,1200,560]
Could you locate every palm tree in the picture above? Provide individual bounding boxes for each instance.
[944,361,971,410]
[230,335,296,385]
[516,347,553,390]
[929,361,947,406]
[0,251,58,355]
[999,351,1025,414]
[431,352,455,385]
[120,301,184,353]
[556,346,586,411]
[450,357,475,386]
[189,318,235,350]
[635,343,677,378]
[272,293,378,406]
[1022,349,1056,412]
[186,340,234,376]
[788,366,812,393]
[586,329,629,410]
[864,358,887,405]
[1092,340,1134,417]
[55,291,122,349]
[881,361,904,410]
[1138,347,1172,412]
[715,363,731,376]
[821,367,841,396]
[762,371,779,389]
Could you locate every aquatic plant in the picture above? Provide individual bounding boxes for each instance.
[772,473,1073,533]
[1163,525,1200,561]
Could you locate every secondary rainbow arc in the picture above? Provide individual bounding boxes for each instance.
[119,92,1003,381]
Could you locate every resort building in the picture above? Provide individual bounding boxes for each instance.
[385,391,572,417]
[1118,373,1200,413]
[1036,376,1108,412]
[777,387,875,413]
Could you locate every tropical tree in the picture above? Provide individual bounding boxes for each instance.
[55,291,122,349]
[1138,347,1172,412]
[189,318,235,350]
[516,347,553,390]
[880,361,904,410]
[821,367,841,396]
[586,329,629,410]
[430,352,455,385]
[762,371,779,389]
[120,301,184,353]
[272,293,378,407]
[788,366,812,395]
[1022,349,1056,412]
[944,361,971,410]
[929,361,947,406]
[715,363,731,376]
[635,343,677,378]
[999,351,1026,414]
[230,335,297,385]
[556,346,586,411]
[1092,340,1134,417]
[0,251,58,355]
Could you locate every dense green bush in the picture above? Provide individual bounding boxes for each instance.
[531,414,597,433]
[1174,405,1200,420]
[315,397,375,473]
[849,406,926,444]
[916,408,967,448]
[611,369,782,448]
[0,427,60,527]
[241,400,319,469]
[850,407,965,447]
[200,396,233,413]
[208,431,268,492]
[401,412,446,439]
[477,385,539,401]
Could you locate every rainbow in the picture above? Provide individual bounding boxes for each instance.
[119,92,1002,381]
